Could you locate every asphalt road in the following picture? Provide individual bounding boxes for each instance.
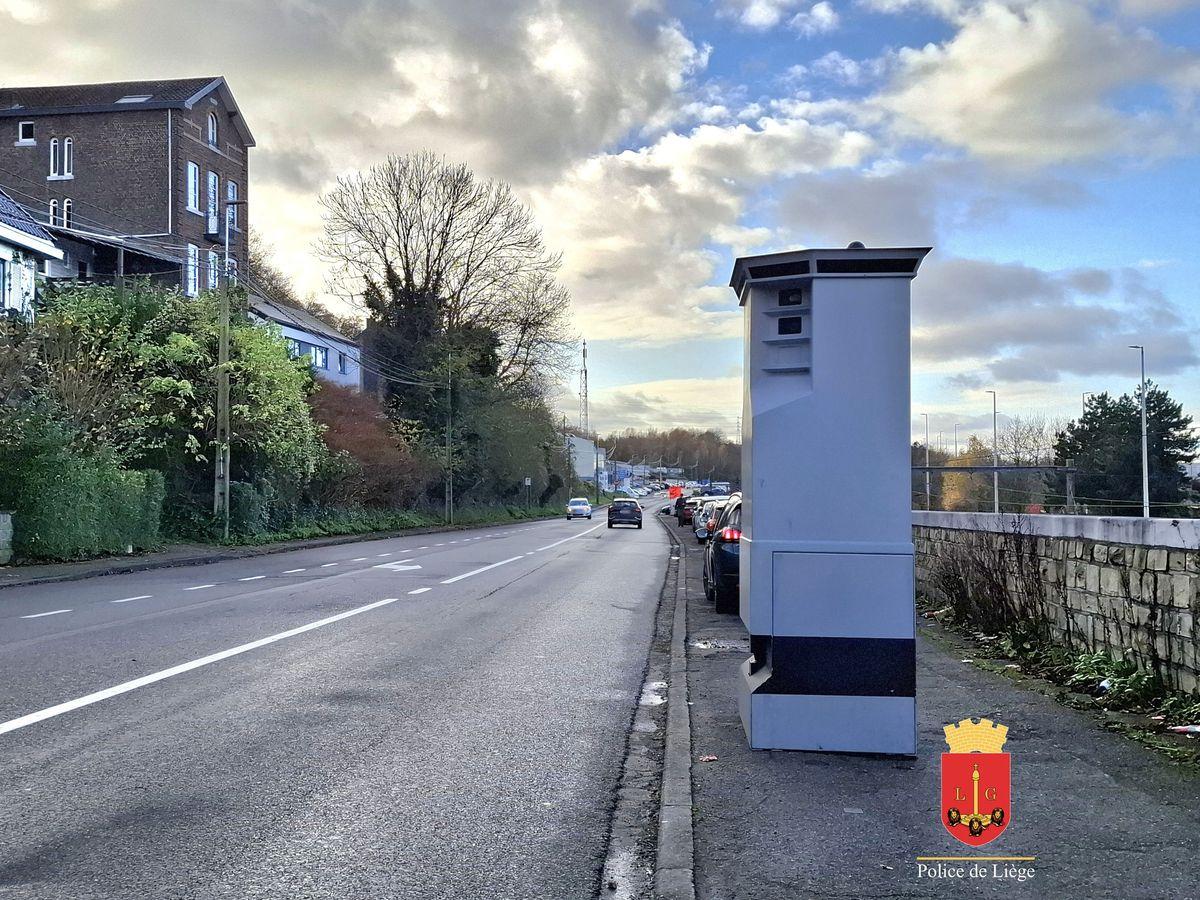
[0,511,668,899]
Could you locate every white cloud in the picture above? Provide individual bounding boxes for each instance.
[912,258,1198,384]
[874,0,1200,164]
[585,376,743,434]
[534,116,875,342]
[789,2,841,35]
[718,0,805,29]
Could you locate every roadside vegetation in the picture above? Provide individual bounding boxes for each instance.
[0,153,586,563]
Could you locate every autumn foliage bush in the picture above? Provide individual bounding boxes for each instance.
[307,382,438,509]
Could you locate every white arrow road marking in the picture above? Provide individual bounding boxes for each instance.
[441,556,524,584]
[373,561,423,572]
[0,597,402,736]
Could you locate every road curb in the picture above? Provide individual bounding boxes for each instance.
[654,516,696,900]
[0,515,568,592]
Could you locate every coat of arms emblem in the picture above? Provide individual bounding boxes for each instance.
[941,717,1011,847]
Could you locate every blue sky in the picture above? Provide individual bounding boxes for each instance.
[3,0,1198,445]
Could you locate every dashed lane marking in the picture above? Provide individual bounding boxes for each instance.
[21,609,72,619]
[111,595,151,604]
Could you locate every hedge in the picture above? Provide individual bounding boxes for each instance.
[13,459,164,561]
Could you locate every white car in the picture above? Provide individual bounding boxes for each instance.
[566,498,593,519]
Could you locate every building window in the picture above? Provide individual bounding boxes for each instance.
[186,161,200,212]
[338,352,348,375]
[48,199,59,226]
[207,112,219,147]
[63,138,73,176]
[207,171,219,233]
[207,249,220,289]
[49,138,58,177]
[286,338,301,358]
[226,180,239,231]
[0,258,7,308]
[310,346,329,369]
[17,121,34,144]
[63,199,73,229]
[186,243,199,296]
[226,255,239,284]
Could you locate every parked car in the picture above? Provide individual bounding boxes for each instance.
[678,496,704,528]
[693,498,728,543]
[703,493,741,614]
[566,497,593,519]
[659,504,673,515]
[608,498,643,529]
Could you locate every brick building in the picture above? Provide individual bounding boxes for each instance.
[0,77,253,293]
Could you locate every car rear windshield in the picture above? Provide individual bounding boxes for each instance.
[613,500,638,507]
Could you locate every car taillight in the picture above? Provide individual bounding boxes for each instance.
[719,527,741,542]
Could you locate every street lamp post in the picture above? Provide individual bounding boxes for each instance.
[985,390,999,514]
[1129,345,1150,518]
[921,413,931,511]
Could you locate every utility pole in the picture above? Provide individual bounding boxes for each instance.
[953,423,960,459]
[921,413,930,510]
[445,351,454,525]
[986,390,999,514]
[579,340,589,435]
[213,198,245,542]
[1130,345,1149,518]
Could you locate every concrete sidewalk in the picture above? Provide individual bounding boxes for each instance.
[678,539,1200,899]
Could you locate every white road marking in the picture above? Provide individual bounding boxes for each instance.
[373,561,423,572]
[441,556,524,585]
[434,543,445,547]
[283,568,306,574]
[408,587,432,595]
[184,584,215,591]
[534,522,605,552]
[352,557,368,562]
[0,597,403,736]
[238,575,266,582]
[376,552,392,557]
[415,546,429,550]
[111,595,151,604]
[320,563,338,568]
[21,609,71,619]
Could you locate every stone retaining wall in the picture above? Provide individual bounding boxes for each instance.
[913,512,1200,694]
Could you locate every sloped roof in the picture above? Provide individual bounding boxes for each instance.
[0,186,60,257]
[0,76,255,146]
[249,295,360,347]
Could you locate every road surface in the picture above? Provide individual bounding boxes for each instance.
[0,514,667,899]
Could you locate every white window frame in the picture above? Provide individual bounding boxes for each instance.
[186,161,201,214]
[49,138,59,177]
[338,352,348,375]
[310,346,329,370]
[63,199,73,229]
[186,243,200,296]
[206,170,219,233]
[226,180,239,231]
[207,249,220,290]
[48,199,59,226]
[207,112,219,147]
[16,121,34,145]
[286,338,301,359]
[63,137,73,177]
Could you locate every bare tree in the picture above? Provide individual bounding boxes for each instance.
[319,152,572,394]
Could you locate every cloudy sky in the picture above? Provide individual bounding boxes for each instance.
[2,0,1199,443]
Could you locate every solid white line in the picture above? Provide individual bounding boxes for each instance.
[238,575,266,582]
[111,595,152,604]
[21,609,71,619]
[184,584,215,591]
[0,597,402,736]
[283,568,306,574]
[320,563,338,568]
[440,556,525,585]
[534,522,604,552]
[408,587,432,595]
